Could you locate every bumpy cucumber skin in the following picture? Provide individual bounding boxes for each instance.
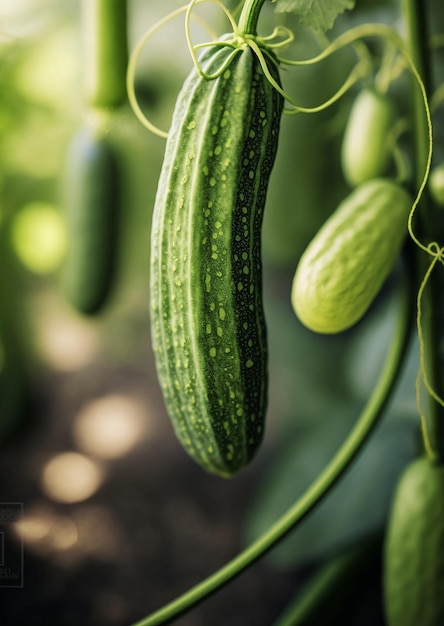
[292,179,412,334]
[150,44,283,477]
[61,126,120,315]
[384,457,444,626]
[341,88,394,187]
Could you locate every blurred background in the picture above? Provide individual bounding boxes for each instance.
[0,0,433,624]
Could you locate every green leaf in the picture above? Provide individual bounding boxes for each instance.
[274,0,355,31]
[243,414,417,569]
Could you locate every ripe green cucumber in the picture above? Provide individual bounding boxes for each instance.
[150,43,283,477]
[341,88,394,187]
[292,178,412,334]
[61,122,120,315]
[384,457,444,626]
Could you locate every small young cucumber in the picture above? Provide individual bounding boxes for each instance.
[341,88,394,187]
[61,120,120,315]
[291,178,412,334]
[150,43,283,477]
[384,457,444,626]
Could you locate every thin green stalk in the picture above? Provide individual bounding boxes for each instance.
[131,270,413,626]
[237,0,267,35]
[402,0,444,461]
[82,0,128,108]
[401,0,431,191]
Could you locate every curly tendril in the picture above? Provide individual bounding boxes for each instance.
[415,244,444,461]
[388,118,411,184]
[126,1,223,138]
[127,0,374,136]
[184,0,372,114]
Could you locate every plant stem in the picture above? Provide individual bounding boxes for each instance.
[237,0,267,35]
[402,0,444,461]
[130,271,413,626]
[82,0,128,107]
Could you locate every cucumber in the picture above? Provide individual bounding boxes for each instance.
[341,87,394,187]
[60,121,120,315]
[384,457,444,626]
[291,178,412,334]
[150,43,283,477]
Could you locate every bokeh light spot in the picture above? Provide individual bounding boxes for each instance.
[11,202,67,274]
[73,394,146,459]
[41,452,104,504]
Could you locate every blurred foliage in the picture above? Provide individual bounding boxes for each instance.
[273,532,384,625]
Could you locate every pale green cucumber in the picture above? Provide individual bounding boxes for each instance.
[292,178,412,334]
[341,88,394,187]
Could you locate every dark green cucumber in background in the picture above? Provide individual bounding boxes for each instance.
[150,43,283,477]
[60,0,128,315]
[60,121,121,315]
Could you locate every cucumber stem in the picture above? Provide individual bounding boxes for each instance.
[237,0,267,36]
[401,0,444,462]
[82,0,128,108]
